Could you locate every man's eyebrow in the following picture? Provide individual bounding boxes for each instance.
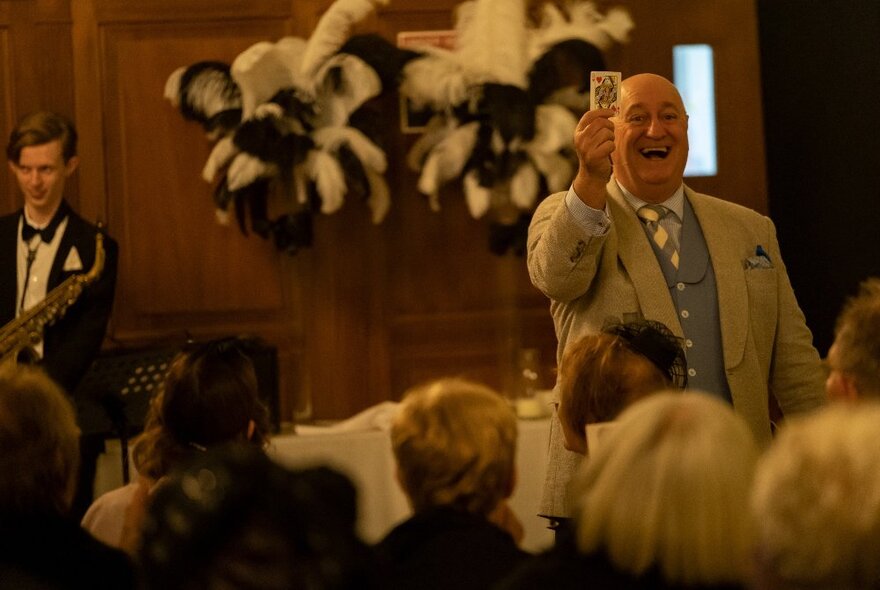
[623,101,682,113]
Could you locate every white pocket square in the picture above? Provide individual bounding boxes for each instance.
[63,247,83,271]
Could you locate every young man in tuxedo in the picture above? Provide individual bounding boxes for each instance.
[0,111,118,517]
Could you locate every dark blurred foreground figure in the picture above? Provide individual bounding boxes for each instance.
[376,378,527,590]
[139,443,378,590]
[501,392,758,589]
[0,365,134,590]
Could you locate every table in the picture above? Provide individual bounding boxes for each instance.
[94,416,554,553]
[268,417,554,553]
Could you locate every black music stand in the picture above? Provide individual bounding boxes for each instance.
[74,338,281,483]
[74,345,181,483]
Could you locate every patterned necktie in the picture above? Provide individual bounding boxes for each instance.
[637,205,679,269]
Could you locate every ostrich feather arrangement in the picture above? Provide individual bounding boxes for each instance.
[401,0,633,255]
[165,0,633,256]
[165,0,416,254]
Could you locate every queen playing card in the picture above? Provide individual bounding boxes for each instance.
[590,71,622,114]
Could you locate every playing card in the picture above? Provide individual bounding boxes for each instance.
[589,71,622,114]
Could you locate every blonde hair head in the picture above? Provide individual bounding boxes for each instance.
[570,391,758,585]
[751,402,880,589]
[391,378,517,516]
[832,277,880,396]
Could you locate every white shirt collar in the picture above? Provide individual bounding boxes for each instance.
[614,180,685,221]
[23,207,54,230]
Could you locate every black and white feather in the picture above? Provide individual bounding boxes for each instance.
[165,0,413,252]
[164,62,242,140]
[401,0,632,254]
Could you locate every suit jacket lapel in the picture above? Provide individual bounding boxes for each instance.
[48,233,68,290]
[687,189,748,369]
[607,182,683,338]
[48,213,80,289]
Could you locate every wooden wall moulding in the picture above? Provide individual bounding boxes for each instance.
[70,0,308,422]
[0,26,12,214]
[99,21,291,318]
[0,0,78,211]
[86,0,295,23]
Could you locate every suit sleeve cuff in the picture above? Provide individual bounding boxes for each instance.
[565,187,611,236]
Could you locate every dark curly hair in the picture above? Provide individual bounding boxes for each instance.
[140,445,376,590]
[132,337,271,480]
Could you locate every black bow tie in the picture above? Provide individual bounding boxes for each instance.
[20,203,69,244]
[22,222,55,243]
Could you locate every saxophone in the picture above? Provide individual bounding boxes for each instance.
[0,232,106,366]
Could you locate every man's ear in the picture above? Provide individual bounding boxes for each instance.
[63,155,80,177]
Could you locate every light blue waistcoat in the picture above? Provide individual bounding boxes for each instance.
[641,197,732,402]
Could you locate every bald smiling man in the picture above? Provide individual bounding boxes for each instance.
[528,73,825,524]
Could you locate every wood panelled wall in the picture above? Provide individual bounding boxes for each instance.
[0,0,766,422]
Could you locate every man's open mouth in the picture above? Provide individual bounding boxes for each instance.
[639,147,669,160]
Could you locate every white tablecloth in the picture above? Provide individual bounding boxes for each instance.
[268,417,554,553]
[94,416,554,553]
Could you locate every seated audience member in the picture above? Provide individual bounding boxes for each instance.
[750,402,880,589]
[502,392,758,589]
[376,378,527,590]
[81,337,271,550]
[825,277,880,400]
[139,444,377,590]
[0,365,135,589]
[543,321,686,526]
[557,319,687,454]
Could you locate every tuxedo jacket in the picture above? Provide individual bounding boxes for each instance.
[0,204,118,393]
[528,181,825,516]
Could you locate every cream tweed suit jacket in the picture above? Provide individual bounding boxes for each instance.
[528,181,825,517]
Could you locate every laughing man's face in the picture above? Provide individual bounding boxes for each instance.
[611,74,689,204]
